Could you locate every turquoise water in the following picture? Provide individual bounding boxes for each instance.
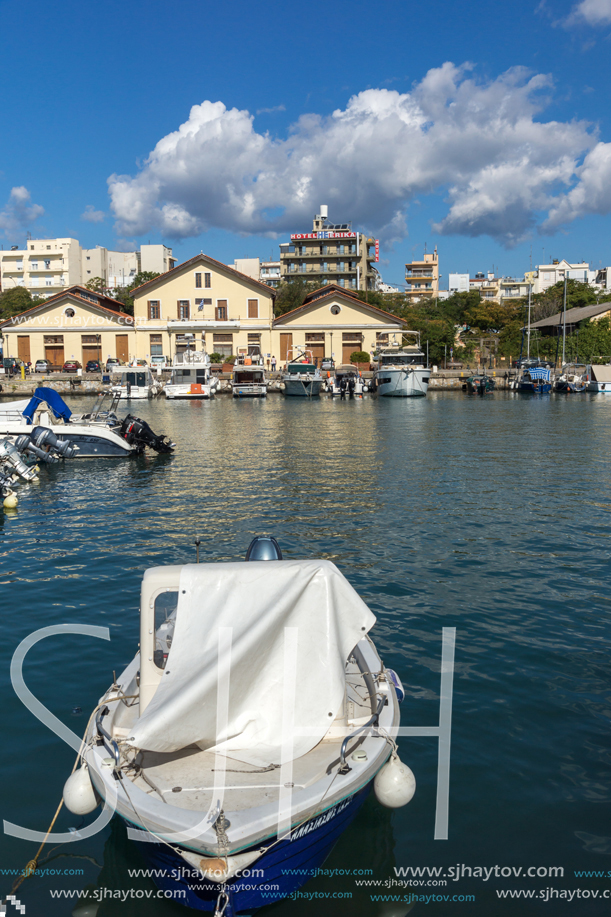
[1,391,611,915]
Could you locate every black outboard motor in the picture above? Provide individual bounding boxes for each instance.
[245,536,283,561]
[30,426,78,459]
[119,415,175,454]
[14,434,60,464]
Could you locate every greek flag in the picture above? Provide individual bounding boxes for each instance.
[527,367,550,381]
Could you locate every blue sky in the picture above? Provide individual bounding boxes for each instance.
[1,0,611,288]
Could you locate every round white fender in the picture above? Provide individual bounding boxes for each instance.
[63,767,100,815]
[374,754,416,808]
[3,493,18,510]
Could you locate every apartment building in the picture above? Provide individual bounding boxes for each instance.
[230,258,282,288]
[1,239,175,299]
[279,206,379,291]
[405,248,439,302]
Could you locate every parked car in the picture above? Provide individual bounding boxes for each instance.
[106,358,120,371]
[85,360,101,373]
[321,358,335,371]
[62,360,82,373]
[34,359,51,373]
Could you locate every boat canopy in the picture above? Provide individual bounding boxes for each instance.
[0,398,31,417]
[23,388,72,423]
[130,559,376,765]
[527,367,551,381]
[592,365,611,383]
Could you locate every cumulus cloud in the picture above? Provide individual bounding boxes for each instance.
[81,204,105,223]
[108,63,598,248]
[0,187,44,238]
[566,0,611,24]
[544,142,611,229]
[256,104,286,114]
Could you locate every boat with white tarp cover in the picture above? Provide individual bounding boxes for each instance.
[63,539,414,914]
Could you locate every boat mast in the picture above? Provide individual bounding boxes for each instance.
[562,276,567,365]
[527,283,532,361]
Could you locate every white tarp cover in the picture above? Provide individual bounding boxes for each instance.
[592,365,611,383]
[130,560,376,765]
[0,399,30,415]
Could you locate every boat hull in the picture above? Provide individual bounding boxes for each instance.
[165,384,214,400]
[375,368,429,397]
[132,782,371,914]
[0,421,133,456]
[282,379,322,397]
[232,384,267,398]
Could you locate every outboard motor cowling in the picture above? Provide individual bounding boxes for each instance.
[245,536,283,561]
[14,434,59,464]
[119,415,174,454]
[30,426,78,459]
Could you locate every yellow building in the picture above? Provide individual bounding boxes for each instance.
[0,285,135,367]
[132,254,276,361]
[405,248,439,302]
[272,284,406,364]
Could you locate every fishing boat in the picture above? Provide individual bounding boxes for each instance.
[465,374,495,395]
[281,349,323,397]
[325,364,368,396]
[0,388,174,457]
[231,353,267,398]
[63,538,415,915]
[373,334,429,397]
[585,364,611,393]
[554,363,588,393]
[165,351,219,400]
[111,365,162,400]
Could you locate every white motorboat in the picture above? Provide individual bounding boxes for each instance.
[281,349,323,397]
[0,388,174,457]
[325,364,368,396]
[586,364,611,393]
[64,538,414,914]
[232,353,267,398]
[374,334,429,397]
[164,351,219,400]
[554,363,588,393]
[111,365,162,400]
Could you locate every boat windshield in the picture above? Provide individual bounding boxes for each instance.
[154,591,178,670]
[120,371,148,386]
[380,353,425,366]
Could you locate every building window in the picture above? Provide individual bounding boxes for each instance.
[45,279,53,286]
[44,335,64,344]
[213,332,233,358]
[216,301,228,321]
[195,298,212,312]
[177,300,190,320]
[46,245,51,250]
[150,333,163,355]
[247,332,261,355]
[148,301,160,319]
[247,299,258,318]
[330,304,341,315]
[204,273,211,288]
[64,308,75,318]
[195,273,202,288]
[31,261,38,270]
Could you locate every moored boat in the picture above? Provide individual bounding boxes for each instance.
[111,365,161,400]
[373,334,429,397]
[554,363,588,393]
[325,364,368,396]
[0,388,174,456]
[465,374,495,395]
[63,539,415,914]
[511,361,553,394]
[586,364,611,393]
[281,349,322,397]
[165,351,219,400]
[231,353,267,398]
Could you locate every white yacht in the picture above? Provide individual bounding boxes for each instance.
[231,352,267,398]
[326,364,368,396]
[164,351,219,400]
[282,349,323,397]
[111,365,161,400]
[586,364,611,393]
[374,334,430,397]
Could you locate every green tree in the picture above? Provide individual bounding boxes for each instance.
[85,277,108,293]
[0,287,45,319]
[108,272,161,317]
[274,278,318,316]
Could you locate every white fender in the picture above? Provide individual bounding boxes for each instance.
[63,767,100,815]
[374,754,416,808]
[179,848,265,883]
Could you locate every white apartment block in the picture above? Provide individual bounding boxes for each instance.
[230,258,282,288]
[448,273,469,293]
[1,240,174,299]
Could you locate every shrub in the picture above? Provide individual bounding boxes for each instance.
[209,353,223,363]
[350,351,370,364]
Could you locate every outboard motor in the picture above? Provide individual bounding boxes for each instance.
[0,440,39,482]
[30,426,78,459]
[14,434,60,464]
[119,415,175,454]
[245,536,283,561]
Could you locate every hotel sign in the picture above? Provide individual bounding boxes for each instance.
[375,240,379,262]
[291,232,357,240]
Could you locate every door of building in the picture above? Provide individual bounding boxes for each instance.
[44,336,64,369]
[82,335,101,366]
[342,334,363,364]
[116,334,129,363]
[17,336,31,364]
[280,333,292,362]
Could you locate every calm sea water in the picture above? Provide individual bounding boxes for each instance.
[1,391,611,916]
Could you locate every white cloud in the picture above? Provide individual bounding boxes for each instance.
[256,104,286,115]
[544,142,611,229]
[567,0,611,24]
[108,63,597,248]
[0,186,44,238]
[81,205,105,223]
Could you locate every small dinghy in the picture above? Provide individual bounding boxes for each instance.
[65,538,415,914]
